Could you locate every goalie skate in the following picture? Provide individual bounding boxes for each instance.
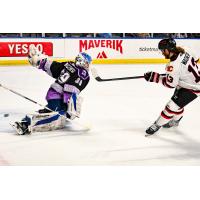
[10,121,31,135]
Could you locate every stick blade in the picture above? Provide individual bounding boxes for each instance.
[91,67,98,78]
[95,77,103,81]
[91,68,104,81]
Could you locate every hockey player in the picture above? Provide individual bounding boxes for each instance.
[13,45,92,135]
[144,38,200,135]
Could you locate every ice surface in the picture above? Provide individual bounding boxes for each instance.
[0,64,200,165]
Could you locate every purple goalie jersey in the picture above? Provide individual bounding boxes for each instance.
[39,60,90,101]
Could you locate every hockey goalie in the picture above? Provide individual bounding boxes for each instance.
[13,45,92,135]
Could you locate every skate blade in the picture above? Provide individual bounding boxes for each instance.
[9,123,26,135]
[145,133,157,137]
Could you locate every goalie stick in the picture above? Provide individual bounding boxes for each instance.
[0,83,90,131]
[91,68,166,82]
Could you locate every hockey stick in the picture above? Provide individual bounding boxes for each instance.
[91,68,166,82]
[0,83,47,109]
[0,83,90,131]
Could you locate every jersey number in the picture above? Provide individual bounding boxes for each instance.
[75,78,83,86]
[188,57,200,83]
[58,72,70,84]
[167,75,173,83]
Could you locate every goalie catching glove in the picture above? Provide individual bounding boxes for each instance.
[28,44,48,68]
[144,71,160,83]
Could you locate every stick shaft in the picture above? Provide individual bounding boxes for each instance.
[91,67,166,82]
[0,84,44,107]
[96,75,145,82]
[95,74,166,82]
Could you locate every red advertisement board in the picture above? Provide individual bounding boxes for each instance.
[0,42,53,57]
[79,39,123,59]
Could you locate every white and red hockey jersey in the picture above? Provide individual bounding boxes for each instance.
[160,50,200,92]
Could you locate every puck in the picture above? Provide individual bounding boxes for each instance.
[4,114,9,117]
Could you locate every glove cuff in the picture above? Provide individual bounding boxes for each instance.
[151,72,160,83]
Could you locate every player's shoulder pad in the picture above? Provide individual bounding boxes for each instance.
[168,54,183,71]
[180,52,191,66]
[64,62,76,73]
[79,68,90,80]
[165,61,178,74]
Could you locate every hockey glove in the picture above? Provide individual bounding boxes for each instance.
[144,71,160,83]
[28,45,48,68]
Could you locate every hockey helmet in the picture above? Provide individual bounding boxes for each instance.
[158,38,176,51]
[75,52,92,69]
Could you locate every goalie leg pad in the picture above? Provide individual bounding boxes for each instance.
[67,93,83,120]
[19,112,67,133]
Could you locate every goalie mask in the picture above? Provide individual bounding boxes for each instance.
[75,52,92,69]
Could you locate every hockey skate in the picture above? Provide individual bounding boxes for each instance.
[162,117,183,128]
[145,122,161,136]
[11,121,31,135]
[38,108,52,113]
